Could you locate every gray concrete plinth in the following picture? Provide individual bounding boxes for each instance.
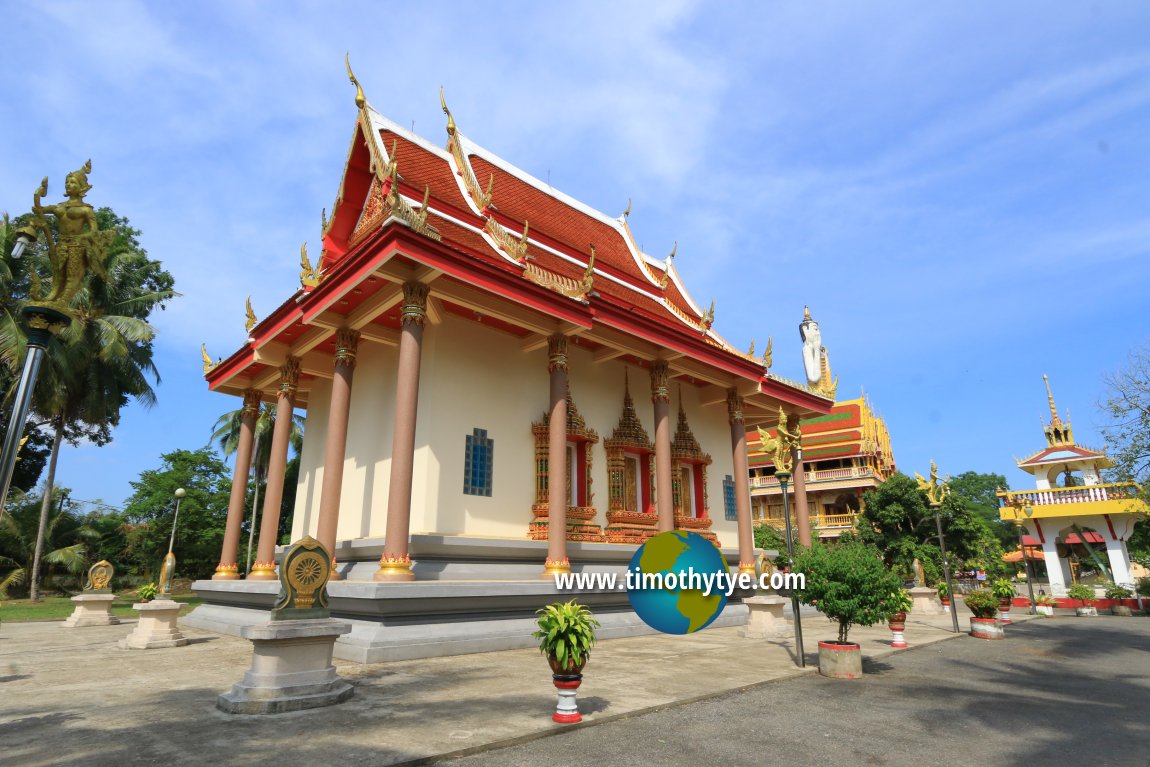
[740,595,791,639]
[119,600,187,649]
[62,593,120,628]
[908,586,943,615]
[217,618,354,714]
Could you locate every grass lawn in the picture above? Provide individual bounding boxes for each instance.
[0,593,202,623]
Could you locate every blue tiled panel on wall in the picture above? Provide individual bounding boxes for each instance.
[723,475,737,521]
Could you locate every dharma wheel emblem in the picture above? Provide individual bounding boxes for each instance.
[85,560,114,593]
[271,536,333,620]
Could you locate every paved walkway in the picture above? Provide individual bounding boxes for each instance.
[1,605,1007,766]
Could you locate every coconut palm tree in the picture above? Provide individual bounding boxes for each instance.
[0,488,95,598]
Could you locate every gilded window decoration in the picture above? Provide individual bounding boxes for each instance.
[604,372,658,545]
[528,384,604,542]
[464,428,494,497]
[671,402,719,546]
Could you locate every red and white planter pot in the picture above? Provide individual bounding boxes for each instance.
[996,600,1013,624]
[817,641,862,678]
[887,612,907,649]
[969,617,1004,640]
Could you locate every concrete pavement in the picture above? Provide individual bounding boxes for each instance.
[0,604,1052,766]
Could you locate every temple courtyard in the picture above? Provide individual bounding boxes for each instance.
[1,610,1146,766]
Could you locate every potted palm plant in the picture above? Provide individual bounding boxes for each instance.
[936,582,951,609]
[965,589,1004,639]
[991,578,1016,623]
[884,589,913,649]
[1033,593,1056,617]
[1104,583,1133,616]
[534,600,599,723]
[1066,583,1097,616]
[793,541,902,679]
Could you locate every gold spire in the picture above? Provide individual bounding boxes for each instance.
[440,86,456,137]
[803,305,811,321]
[1043,373,1061,427]
[345,53,365,109]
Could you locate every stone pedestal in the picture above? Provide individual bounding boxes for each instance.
[740,595,791,639]
[120,600,187,649]
[63,594,120,628]
[909,586,943,615]
[217,618,353,714]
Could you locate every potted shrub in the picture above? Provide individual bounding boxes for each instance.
[965,589,1004,639]
[990,578,1016,623]
[135,583,157,603]
[936,582,951,608]
[534,600,599,723]
[1104,583,1134,616]
[1033,593,1056,617]
[1066,583,1097,616]
[884,589,913,649]
[792,541,902,679]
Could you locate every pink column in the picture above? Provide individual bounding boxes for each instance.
[728,391,756,575]
[316,328,359,577]
[651,361,674,533]
[543,335,571,577]
[376,282,430,581]
[213,388,262,580]
[789,411,812,548]
[248,357,300,580]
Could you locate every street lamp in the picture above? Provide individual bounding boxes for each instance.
[1013,501,1038,615]
[158,487,186,598]
[776,470,806,668]
[918,461,960,633]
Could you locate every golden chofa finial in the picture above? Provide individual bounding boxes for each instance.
[201,343,215,375]
[245,296,257,333]
[763,336,773,370]
[440,86,456,137]
[346,53,365,109]
[300,241,323,289]
[748,338,755,356]
[659,241,676,289]
[701,299,715,329]
[622,198,632,219]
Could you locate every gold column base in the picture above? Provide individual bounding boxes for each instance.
[373,554,415,582]
[211,563,240,581]
[246,562,278,581]
[737,563,758,577]
[541,557,571,579]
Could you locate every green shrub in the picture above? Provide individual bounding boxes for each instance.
[964,589,1000,619]
[1066,583,1095,604]
[990,578,1016,600]
[936,582,949,599]
[1136,577,1150,597]
[792,541,902,644]
[884,589,913,616]
[1103,583,1133,600]
[533,600,599,670]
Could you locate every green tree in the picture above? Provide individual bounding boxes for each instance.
[857,472,1001,583]
[0,488,95,598]
[753,523,791,569]
[1100,342,1150,567]
[948,471,1016,549]
[121,448,232,580]
[793,540,902,644]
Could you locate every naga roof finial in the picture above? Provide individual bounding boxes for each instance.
[440,86,456,137]
[245,296,257,333]
[345,53,365,109]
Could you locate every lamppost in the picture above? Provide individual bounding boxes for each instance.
[758,407,805,667]
[158,487,186,598]
[1,162,109,510]
[776,469,806,668]
[917,461,960,633]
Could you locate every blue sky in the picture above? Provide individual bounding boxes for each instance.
[1,1,1148,511]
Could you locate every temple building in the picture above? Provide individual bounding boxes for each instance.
[998,376,1147,595]
[187,71,832,660]
[749,393,896,540]
[745,308,896,542]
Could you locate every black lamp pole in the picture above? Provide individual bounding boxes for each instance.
[932,501,961,633]
[777,471,805,667]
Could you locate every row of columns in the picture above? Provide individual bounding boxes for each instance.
[213,281,430,582]
[213,299,806,582]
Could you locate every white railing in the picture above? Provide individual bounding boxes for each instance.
[1001,483,1140,508]
[750,466,874,488]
